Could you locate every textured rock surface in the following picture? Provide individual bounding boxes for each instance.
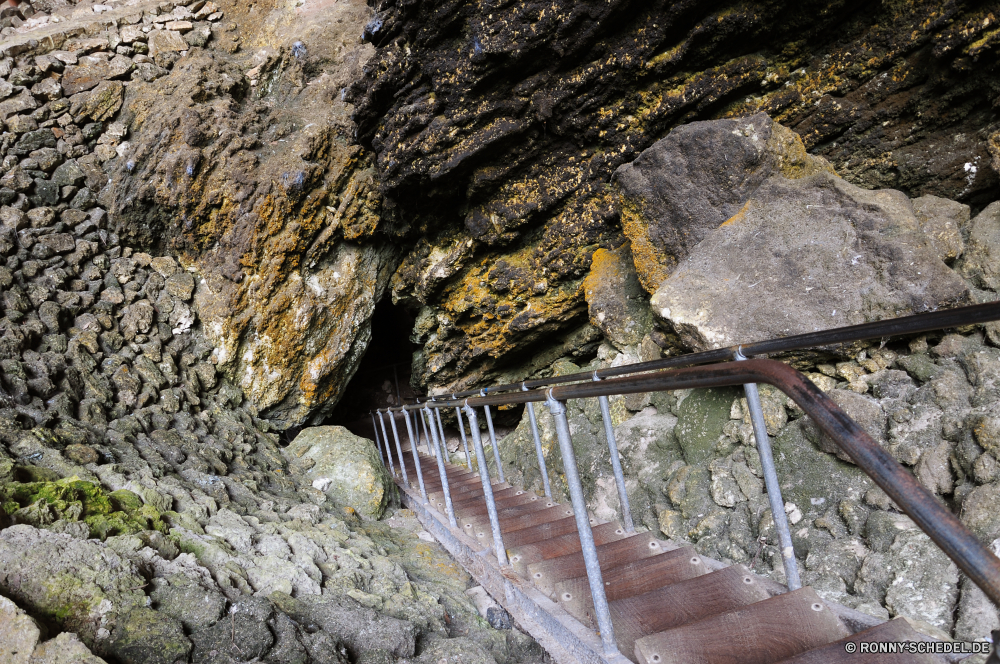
[650,171,970,350]
[283,426,395,519]
[615,113,833,292]
[352,0,1000,393]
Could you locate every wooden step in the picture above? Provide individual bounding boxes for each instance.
[633,586,850,664]
[607,564,770,659]
[772,618,947,664]
[509,523,630,575]
[553,546,712,631]
[502,515,585,548]
[526,532,668,597]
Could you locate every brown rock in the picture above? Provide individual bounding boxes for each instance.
[148,30,189,56]
[73,80,124,122]
[38,234,76,254]
[62,58,111,96]
[64,444,99,465]
[165,272,195,301]
[582,242,651,349]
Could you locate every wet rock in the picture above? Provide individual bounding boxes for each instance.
[107,608,191,664]
[650,171,969,351]
[284,426,395,519]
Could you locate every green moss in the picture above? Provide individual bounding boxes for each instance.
[0,477,166,539]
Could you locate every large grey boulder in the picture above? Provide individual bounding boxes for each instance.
[614,112,833,292]
[0,526,147,649]
[649,171,970,351]
[283,426,395,519]
[958,201,1000,292]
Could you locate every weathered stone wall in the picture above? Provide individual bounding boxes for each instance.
[352,0,1000,395]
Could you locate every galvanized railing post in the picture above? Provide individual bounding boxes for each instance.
[386,409,409,486]
[482,391,506,483]
[454,402,472,470]
[376,411,397,477]
[433,404,449,463]
[736,348,801,590]
[546,392,619,656]
[370,412,387,469]
[594,372,635,533]
[402,408,428,501]
[426,406,458,527]
[523,383,552,498]
[419,405,436,459]
[464,403,508,565]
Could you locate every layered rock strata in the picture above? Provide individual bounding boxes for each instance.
[352,0,1000,394]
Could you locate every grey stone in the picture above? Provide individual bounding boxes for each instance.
[614,113,834,292]
[959,201,1000,292]
[62,59,111,97]
[884,528,959,632]
[911,194,969,263]
[283,426,396,519]
[0,526,147,646]
[0,89,39,121]
[271,592,416,660]
[107,608,191,664]
[165,271,194,300]
[150,575,226,632]
[38,233,76,254]
[961,481,1000,543]
[51,159,86,188]
[190,597,274,663]
[803,389,886,463]
[29,632,108,664]
[0,594,40,664]
[12,129,56,156]
[650,171,970,351]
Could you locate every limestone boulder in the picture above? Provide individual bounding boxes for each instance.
[0,526,147,648]
[614,113,834,293]
[283,426,395,519]
[958,201,1000,292]
[649,172,970,351]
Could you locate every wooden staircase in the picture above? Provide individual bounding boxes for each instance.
[397,449,949,664]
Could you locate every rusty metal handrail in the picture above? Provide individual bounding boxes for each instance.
[439,301,1000,398]
[382,359,1000,607]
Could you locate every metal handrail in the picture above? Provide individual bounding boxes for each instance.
[439,301,1000,397]
[371,301,1000,655]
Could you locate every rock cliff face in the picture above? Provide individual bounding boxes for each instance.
[104,0,397,429]
[352,0,1000,394]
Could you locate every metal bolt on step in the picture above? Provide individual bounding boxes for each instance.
[736,348,801,591]
[464,403,508,565]
[546,391,619,657]
[594,372,634,533]
[523,383,552,498]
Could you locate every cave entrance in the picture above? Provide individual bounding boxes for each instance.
[326,299,419,437]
